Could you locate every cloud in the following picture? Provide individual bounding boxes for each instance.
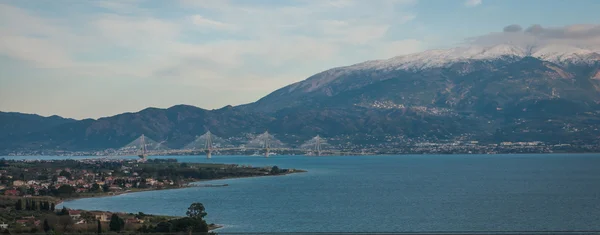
[464,0,482,7]
[0,0,423,117]
[467,24,600,50]
[190,15,236,31]
[503,24,523,33]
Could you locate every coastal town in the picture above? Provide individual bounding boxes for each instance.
[0,158,302,233]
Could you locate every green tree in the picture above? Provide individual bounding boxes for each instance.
[186,203,207,219]
[102,184,110,193]
[27,187,35,195]
[97,219,102,234]
[15,199,22,210]
[56,185,76,196]
[91,183,100,192]
[59,170,72,179]
[109,214,124,231]
[58,207,69,216]
[43,219,51,233]
[154,222,172,233]
[270,166,280,174]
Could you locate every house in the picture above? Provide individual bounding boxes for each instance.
[57,176,68,183]
[91,212,112,222]
[126,218,142,224]
[15,220,28,226]
[75,219,86,225]
[69,210,82,220]
[4,189,19,196]
[12,180,25,186]
[0,223,8,229]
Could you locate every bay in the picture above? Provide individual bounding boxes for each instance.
[7,154,600,232]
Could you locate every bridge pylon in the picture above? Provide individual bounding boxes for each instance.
[205,131,213,159]
[138,134,148,162]
[315,135,322,156]
[263,131,271,158]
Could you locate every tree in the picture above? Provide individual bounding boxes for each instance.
[43,219,52,233]
[154,222,172,233]
[186,203,207,219]
[91,183,100,192]
[97,219,102,234]
[109,214,124,231]
[27,187,35,196]
[58,207,69,216]
[59,170,72,179]
[270,166,280,174]
[15,199,22,210]
[56,185,76,196]
[102,184,110,193]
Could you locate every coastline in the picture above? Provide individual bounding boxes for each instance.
[58,169,306,204]
[57,170,307,230]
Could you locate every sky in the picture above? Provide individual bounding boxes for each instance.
[0,0,599,119]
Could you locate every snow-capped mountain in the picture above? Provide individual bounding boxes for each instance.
[250,43,600,113]
[352,44,600,72]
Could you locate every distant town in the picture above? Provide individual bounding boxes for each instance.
[3,139,598,157]
[0,158,303,233]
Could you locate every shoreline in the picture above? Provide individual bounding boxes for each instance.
[58,170,305,204]
[56,170,307,230]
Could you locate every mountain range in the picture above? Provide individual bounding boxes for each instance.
[2,43,600,152]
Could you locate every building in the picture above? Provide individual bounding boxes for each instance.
[91,212,112,222]
[57,176,68,183]
[69,210,82,220]
[12,180,25,186]
[0,223,8,229]
[4,189,19,196]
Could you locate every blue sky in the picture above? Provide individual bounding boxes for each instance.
[0,0,598,119]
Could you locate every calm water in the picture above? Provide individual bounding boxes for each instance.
[8,154,600,232]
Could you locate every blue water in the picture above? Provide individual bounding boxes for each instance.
[8,154,600,232]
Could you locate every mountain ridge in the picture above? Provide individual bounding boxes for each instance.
[2,43,600,152]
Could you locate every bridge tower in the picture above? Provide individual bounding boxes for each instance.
[205,131,213,159]
[315,135,322,156]
[138,134,148,161]
[263,131,270,158]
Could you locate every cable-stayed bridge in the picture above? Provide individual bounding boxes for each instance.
[110,131,366,160]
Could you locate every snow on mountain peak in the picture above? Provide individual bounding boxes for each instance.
[348,44,599,71]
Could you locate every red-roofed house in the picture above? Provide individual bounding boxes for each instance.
[4,189,19,196]
[68,210,82,220]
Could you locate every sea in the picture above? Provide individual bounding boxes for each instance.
[5,154,600,233]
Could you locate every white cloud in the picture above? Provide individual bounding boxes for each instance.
[190,15,236,31]
[0,0,424,118]
[465,0,482,7]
